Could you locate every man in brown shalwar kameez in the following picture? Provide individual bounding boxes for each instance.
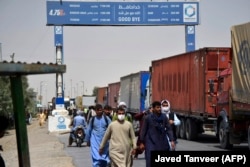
[99,106,137,167]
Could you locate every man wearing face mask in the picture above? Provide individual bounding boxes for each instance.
[99,106,137,167]
[112,102,133,124]
[161,99,181,151]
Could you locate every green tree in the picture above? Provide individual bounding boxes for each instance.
[0,76,12,116]
[0,76,36,116]
[92,86,99,96]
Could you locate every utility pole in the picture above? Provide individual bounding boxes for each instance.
[81,81,84,95]
[76,83,78,96]
[0,43,2,62]
[70,79,72,98]
[39,81,46,105]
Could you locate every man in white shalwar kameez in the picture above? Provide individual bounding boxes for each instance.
[99,106,137,167]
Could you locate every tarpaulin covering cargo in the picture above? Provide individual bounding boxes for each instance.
[231,22,250,103]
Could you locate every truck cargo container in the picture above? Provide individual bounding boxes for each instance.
[151,47,231,140]
[82,95,96,108]
[108,81,120,108]
[96,86,108,106]
[120,71,150,113]
[150,22,250,149]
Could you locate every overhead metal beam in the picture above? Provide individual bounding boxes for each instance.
[0,61,67,167]
[0,61,66,76]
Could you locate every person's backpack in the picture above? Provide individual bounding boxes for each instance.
[125,112,133,123]
[90,115,109,129]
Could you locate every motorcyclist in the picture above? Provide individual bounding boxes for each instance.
[68,109,87,147]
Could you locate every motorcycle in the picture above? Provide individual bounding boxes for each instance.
[74,125,85,147]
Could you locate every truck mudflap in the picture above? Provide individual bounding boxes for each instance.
[248,125,250,150]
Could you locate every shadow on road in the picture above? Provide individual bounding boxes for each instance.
[187,132,249,151]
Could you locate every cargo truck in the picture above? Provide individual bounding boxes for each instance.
[150,22,250,149]
[82,95,96,108]
[120,71,150,113]
[107,81,120,108]
[96,86,108,106]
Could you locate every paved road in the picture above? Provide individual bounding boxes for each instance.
[58,131,249,167]
[58,134,146,167]
[2,119,248,167]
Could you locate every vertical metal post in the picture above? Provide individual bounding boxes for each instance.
[81,81,84,95]
[185,25,196,52]
[10,75,31,167]
[0,43,2,62]
[54,26,64,99]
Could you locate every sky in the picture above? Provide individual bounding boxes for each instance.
[0,0,250,106]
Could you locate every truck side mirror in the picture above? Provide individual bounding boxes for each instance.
[208,79,214,94]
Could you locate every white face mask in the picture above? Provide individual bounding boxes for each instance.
[117,114,125,121]
[162,106,170,112]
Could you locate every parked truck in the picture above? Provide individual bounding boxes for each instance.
[108,81,120,109]
[82,95,96,108]
[120,71,150,113]
[150,22,250,149]
[96,86,108,106]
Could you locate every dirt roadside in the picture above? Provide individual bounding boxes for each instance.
[0,118,75,167]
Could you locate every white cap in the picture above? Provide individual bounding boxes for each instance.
[118,101,127,107]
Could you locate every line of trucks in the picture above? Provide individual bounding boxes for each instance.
[63,22,250,149]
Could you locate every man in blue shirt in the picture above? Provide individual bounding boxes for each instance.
[85,104,111,167]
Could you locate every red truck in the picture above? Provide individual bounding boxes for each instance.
[108,81,120,109]
[150,22,250,149]
[96,86,108,106]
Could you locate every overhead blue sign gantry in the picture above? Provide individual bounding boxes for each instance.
[47,1,199,103]
[47,1,199,26]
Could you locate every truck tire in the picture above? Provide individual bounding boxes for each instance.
[185,118,198,140]
[219,121,232,149]
[179,118,186,139]
[176,125,180,138]
[248,125,250,150]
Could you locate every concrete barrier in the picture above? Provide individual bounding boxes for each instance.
[48,109,71,133]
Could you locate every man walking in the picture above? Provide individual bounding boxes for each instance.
[161,99,180,151]
[140,101,175,167]
[85,104,111,167]
[99,106,137,167]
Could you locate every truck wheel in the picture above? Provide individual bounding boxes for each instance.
[219,121,232,149]
[185,118,198,140]
[176,125,180,138]
[248,125,250,150]
[179,118,186,139]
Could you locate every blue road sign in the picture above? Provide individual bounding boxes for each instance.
[186,25,195,52]
[54,26,63,46]
[47,1,199,26]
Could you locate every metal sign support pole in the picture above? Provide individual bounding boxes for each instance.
[10,75,31,167]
